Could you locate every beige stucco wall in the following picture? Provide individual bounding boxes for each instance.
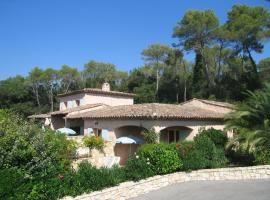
[59,93,133,110]
[83,118,226,140]
[59,93,86,110]
[84,93,133,106]
[71,118,231,167]
[50,116,65,130]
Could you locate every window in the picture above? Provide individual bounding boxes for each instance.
[168,130,175,143]
[94,128,102,137]
[76,100,80,106]
[166,129,189,143]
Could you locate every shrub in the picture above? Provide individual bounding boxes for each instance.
[124,155,154,181]
[83,135,105,152]
[226,148,255,166]
[75,161,124,192]
[0,168,25,199]
[138,143,183,174]
[254,149,270,165]
[198,128,228,148]
[175,141,195,158]
[181,135,227,170]
[142,128,159,144]
[0,110,78,199]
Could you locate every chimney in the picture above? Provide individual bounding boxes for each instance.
[102,82,110,91]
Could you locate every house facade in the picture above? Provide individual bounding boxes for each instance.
[30,83,234,166]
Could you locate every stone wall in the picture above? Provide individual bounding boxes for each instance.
[63,165,270,200]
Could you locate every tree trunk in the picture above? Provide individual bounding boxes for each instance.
[65,81,72,94]
[50,85,54,112]
[32,84,40,108]
[182,61,187,102]
[247,49,258,75]
[217,44,223,83]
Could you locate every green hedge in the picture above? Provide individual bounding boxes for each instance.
[198,128,228,148]
[137,143,183,174]
[180,135,228,170]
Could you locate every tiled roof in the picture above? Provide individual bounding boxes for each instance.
[58,88,135,98]
[50,103,105,115]
[181,98,234,109]
[28,113,51,119]
[66,103,226,120]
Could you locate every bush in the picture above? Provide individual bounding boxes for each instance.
[181,135,227,170]
[83,135,105,152]
[0,110,77,199]
[138,143,183,174]
[198,128,228,148]
[142,128,159,144]
[124,155,154,181]
[175,141,195,158]
[75,161,124,192]
[254,149,270,165]
[226,148,255,166]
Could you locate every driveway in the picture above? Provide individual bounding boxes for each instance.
[131,179,270,200]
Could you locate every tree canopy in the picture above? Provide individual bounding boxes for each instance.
[0,4,269,116]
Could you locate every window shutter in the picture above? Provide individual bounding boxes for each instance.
[87,128,94,136]
[101,129,110,141]
[179,130,189,140]
[80,99,85,105]
[80,126,84,135]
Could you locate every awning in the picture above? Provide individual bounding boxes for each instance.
[116,135,144,144]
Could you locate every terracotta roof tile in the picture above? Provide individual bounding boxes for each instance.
[181,98,234,109]
[58,88,135,98]
[50,103,105,115]
[66,103,227,120]
[28,113,51,119]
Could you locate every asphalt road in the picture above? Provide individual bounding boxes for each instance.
[131,179,270,200]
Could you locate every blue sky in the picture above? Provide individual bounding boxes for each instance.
[0,0,269,80]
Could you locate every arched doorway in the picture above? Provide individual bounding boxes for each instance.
[114,126,146,165]
[160,126,192,143]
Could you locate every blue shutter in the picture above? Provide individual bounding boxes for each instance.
[80,126,84,135]
[88,128,94,136]
[179,130,189,140]
[101,129,110,141]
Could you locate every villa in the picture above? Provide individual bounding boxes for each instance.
[30,83,234,165]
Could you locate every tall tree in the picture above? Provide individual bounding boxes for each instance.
[28,67,43,107]
[59,65,80,93]
[0,76,37,116]
[258,57,270,82]
[83,60,116,88]
[141,44,172,100]
[126,66,156,103]
[41,68,59,112]
[173,10,219,97]
[225,5,270,75]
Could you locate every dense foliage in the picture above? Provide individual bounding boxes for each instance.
[179,135,228,170]
[198,128,228,148]
[0,110,77,199]
[83,135,105,152]
[1,4,269,116]
[226,84,270,165]
[137,143,183,174]
[141,128,159,144]
[124,155,155,181]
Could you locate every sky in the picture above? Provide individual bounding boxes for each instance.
[0,0,269,80]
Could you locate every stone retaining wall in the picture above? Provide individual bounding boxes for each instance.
[63,165,270,200]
